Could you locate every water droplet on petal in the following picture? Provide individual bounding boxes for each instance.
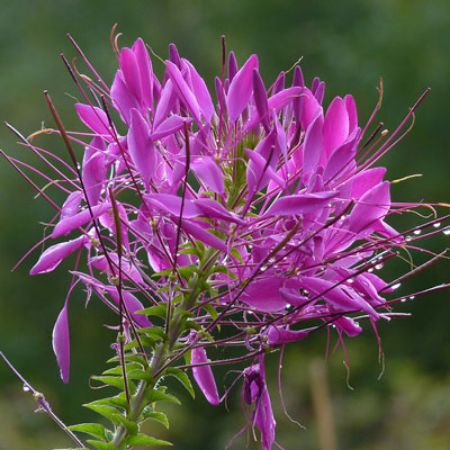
[400,298,407,303]
[391,282,402,291]
[408,295,416,300]
[413,229,422,235]
[375,263,384,270]
[23,384,30,392]
[443,228,450,236]
[433,222,441,229]
[405,235,412,242]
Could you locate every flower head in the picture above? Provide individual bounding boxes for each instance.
[7,33,448,449]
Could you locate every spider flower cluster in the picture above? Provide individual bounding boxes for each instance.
[7,35,448,450]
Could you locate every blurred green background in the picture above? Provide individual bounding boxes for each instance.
[0,0,449,449]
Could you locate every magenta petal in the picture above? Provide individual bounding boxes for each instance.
[132,37,154,110]
[349,181,391,233]
[264,191,334,217]
[252,69,270,130]
[153,79,175,128]
[52,302,70,383]
[128,108,155,186]
[61,191,82,220]
[145,193,201,218]
[166,60,202,123]
[226,54,259,122]
[191,344,220,405]
[51,203,110,238]
[350,167,386,199]
[266,326,309,345]
[191,156,225,195]
[302,113,324,182]
[75,103,111,140]
[111,72,139,123]
[323,96,350,157]
[183,59,215,123]
[82,150,106,206]
[106,287,151,328]
[182,220,227,252]
[152,115,191,141]
[30,235,87,275]
[119,47,143,102]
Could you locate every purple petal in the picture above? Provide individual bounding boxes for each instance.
[30,235,87,275]
[166,60,202,123]
[193,198,244,224]
[119,47,143,102]
[111,72,139,124]
[252,69,270,130]
[265,325,309,345]
[52,203,110,238]
[349,181,391,233]
[106,287,151,328]
[226,54,259,122]
[128,108,156,186]
[153,80,175,128]
[191,156,225,195]
[152,115,191,141]
[52,302,70,383]
[132,37,154,110]
[191,344,220,405]
[82,150,106,206]
[75,103,111,140]
[61,191,82,220]
[228,51,238,81]
[264,191,334,217]
[182,220,227,252]
[183,59,215,123]
[145,193,201,218]
[323,97,350,157]
[350,167,386,199]
[302,113,324,182]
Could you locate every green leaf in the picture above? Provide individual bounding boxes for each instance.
[86,393,128,410]
[146,387,181,405]
[111,414,138,435]
[68,423,107,440]
[90,376,128,391]
[103,362,142,376]
[137,304,167,319]
[141,409,170,429]
[203,303,218,320]
[164,368,195,399]
[85,440,116,450]
[127,434,172,447]
[83,404,120,423]
[107,353,146,365]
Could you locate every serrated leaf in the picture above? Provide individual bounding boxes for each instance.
[203,303,219,320]
[127,434,172,447]
[138,327,167,341]
[85,440,116,450]
[68,423,107,440]
[164,368,195,399]
[111,413,138,435]
[127,368,153,382]
[107,353,146,365]
[141,410,170,429]
[103,362,142,376]
[83,404,120,423]
[137,304,167,319]
[146,388,181,405]
[90,376,134,393]
[87,393,128,410]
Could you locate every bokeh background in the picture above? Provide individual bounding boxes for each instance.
[0,1,449,449]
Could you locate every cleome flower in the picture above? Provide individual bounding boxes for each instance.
[4,33,449,449]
